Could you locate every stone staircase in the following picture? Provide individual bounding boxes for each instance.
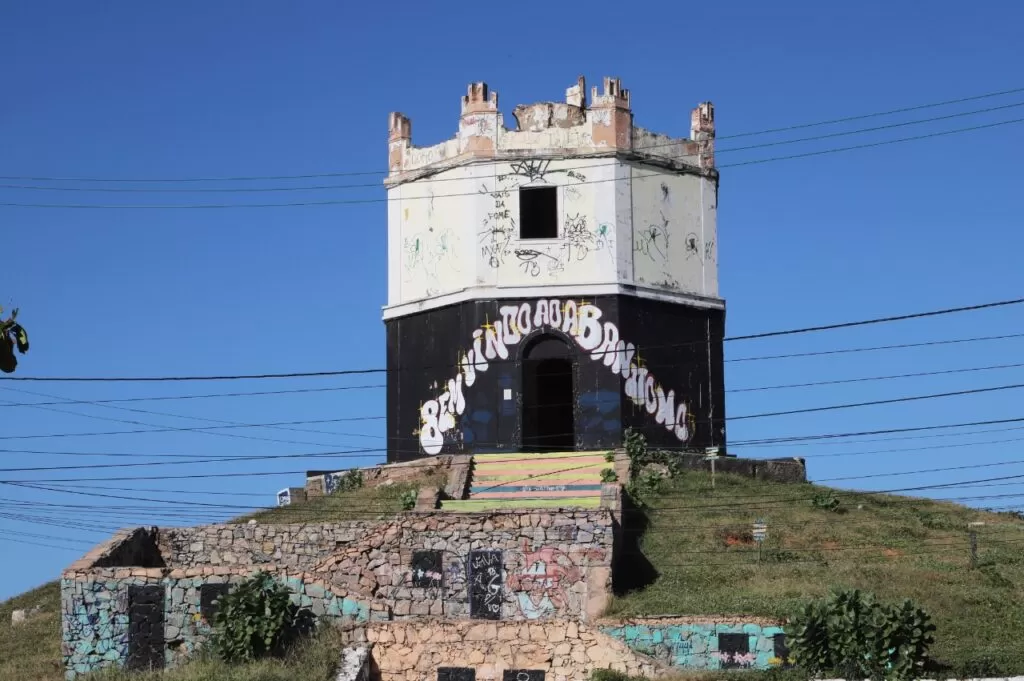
[440,451,612,511]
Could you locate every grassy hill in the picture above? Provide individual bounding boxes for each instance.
[609,470,1024,676]
[3,468,1023,679]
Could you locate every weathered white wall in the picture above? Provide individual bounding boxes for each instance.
[386,158,718,309]
[629,167,718,298]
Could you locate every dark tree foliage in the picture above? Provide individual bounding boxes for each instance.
[0,308,29,374]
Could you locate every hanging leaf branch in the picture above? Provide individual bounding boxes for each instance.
[0,307,29,373]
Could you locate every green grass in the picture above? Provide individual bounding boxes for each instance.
[7,469,1024,678]
[608,470,1024,675]
[237,473,444,524]
[0,581,63,681]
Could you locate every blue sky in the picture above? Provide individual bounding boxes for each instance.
[1,1,1022,599]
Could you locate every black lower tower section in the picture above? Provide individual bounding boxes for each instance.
[385,295,725,462]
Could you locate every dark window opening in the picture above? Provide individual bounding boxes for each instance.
[439,668,476,681]
[717,633,750,669]
[522,337,574,452]
[200,583,230,622]
[411,550,443,588]
[519,186,558,239]
[773,633,789,662]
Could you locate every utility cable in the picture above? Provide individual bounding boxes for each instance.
[2,115,1022,209]
[2,84,1020,183]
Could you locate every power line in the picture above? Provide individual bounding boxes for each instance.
[3,372,1023,444]
[727,332,1024,363]
[714,85,1024,140]
[724,298,1024,341]
[2,115,1022,209]
[5,100,1024,195]
[2,299,1020,383]
[715,99,1024,153]
[728,361,1024,392]
[0,383,384,407]
[2,85,1020,184]
[730,381,1024,421]
[0,356,1016,405]
[0,416,384,441]
[0,385,384,446]
[717,116,1024,169]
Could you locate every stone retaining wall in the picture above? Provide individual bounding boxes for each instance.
[60,568,378,677]
[157,512,614,621]
[61,511,614,677]
[354,619,662,681]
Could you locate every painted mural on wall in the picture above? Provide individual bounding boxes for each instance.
[417,298,694,455]
[600,621,786,671]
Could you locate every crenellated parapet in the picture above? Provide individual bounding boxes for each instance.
[385,76,716,185]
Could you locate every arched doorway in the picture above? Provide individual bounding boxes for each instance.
[521,335,575,452]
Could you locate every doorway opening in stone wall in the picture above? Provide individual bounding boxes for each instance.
[521,335,575,452]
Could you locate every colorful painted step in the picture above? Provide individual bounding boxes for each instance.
[439,451,614,511]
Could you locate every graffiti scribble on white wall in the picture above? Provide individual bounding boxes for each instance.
[418,299,694,455]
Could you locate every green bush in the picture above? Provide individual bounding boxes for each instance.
[810,490,841,513]
[211,573,306,662]
[786,588,935,681]
[400,488,418,510]
[600,468,619,483]
[331,469,364,494]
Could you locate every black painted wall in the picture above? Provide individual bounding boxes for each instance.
[385,295,725,462]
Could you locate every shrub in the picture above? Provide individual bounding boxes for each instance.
[331,469,364,494]
[786,588,935,681]
[400,488,418,510]
[600,468,619,483]
[211,572,306,662]
[810,490,841,513]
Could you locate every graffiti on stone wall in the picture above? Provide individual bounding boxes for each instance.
[601,623,786,670]
[417,299,695,455]
[507,540,581,620]
[503,671,545,681]
[468,550,503,620]
[411,550,444,589]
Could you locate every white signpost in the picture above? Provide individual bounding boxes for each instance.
[704,446,721,489]
[753,519,768,564]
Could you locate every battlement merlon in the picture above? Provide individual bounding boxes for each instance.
[385,77,717,186]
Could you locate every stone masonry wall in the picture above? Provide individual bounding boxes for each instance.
[157,511,614,621]
[62,511,614,677]
[354,619,663,681]
[60,569,378,678]
[600,617,787,670]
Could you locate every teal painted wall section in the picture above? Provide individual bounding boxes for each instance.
[600,622,786,670]
[61,575,372,679]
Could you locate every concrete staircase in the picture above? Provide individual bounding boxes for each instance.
[440,451,612,511]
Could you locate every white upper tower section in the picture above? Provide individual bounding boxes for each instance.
[383,76,721,320]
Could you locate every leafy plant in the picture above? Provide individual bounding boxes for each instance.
[330,469,364,494]
[600,468,619,483]
[604,451,616,463]
[0,308,29,374]
[400,488,418,510]
[786,588,935,681]
[810,491,841,513]
[211,572,304,662]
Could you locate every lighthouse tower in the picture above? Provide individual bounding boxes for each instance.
[384,76,724,462]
